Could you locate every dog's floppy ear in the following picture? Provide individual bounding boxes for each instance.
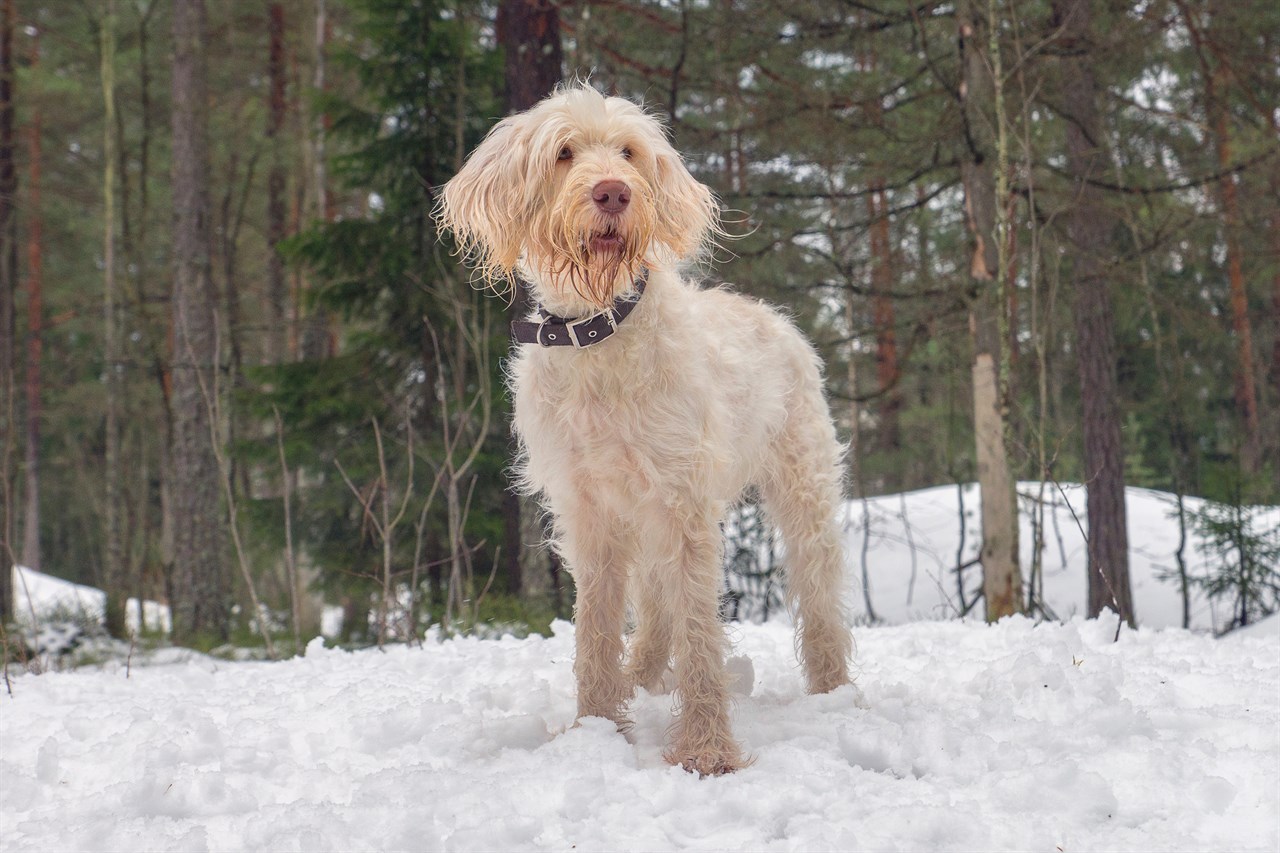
[652,148,720,261]
[436,115,531,287]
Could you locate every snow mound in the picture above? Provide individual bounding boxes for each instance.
[843,483,1279,632]
[2,618,1277,852]
[15,484,1278,641]
[11,564,171,635]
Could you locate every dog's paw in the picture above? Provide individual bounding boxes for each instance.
[679,753,739,777]
[806,675,850,695]
[664,741,748,777]
[805,661,852,696]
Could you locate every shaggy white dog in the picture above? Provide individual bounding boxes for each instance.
[438,84,852,776]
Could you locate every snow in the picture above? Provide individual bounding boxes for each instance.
[844,482,1279,632]
[14,484,1276,636]
[3,485,1279,851]
[10,564,171,636]
[2,616,1277,852]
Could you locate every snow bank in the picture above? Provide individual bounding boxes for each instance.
[13,484,1277,640]
[844,483,1279,632]
[2,617,1277,852]
[11,565,171,635]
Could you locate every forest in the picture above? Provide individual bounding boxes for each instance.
[1,0,1277,653]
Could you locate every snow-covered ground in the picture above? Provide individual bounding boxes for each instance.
[3,484,1278,852]
[2,616,1277,852]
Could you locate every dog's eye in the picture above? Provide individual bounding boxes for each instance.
[621,146,633,160]
[558,146,573,162]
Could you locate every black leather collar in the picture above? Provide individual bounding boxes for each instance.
[511,272,648,348]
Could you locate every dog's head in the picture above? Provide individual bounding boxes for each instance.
[437,84,719,310]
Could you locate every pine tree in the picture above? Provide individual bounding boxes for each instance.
[496,0,563,604]
[0,0,15,622]
[1051,0,1134,626]
[170,0,228,642]
[247,0,506,638]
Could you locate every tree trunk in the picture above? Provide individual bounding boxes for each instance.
[1266,19,1280,414]
[101,0,129,638]
[129,0,165,631]
[0,0,16,621]
[1053,0,1134,626]
[857,37,901,457]
[867,185,901,453]
[958,0,1023,621]
[300,0,334,362]
[1271,185,1280,407]
[1268,58,1280,423]
[497,0,563,115]
[497,0,562,601]
[170,0,228,642]
[266,2,288,366]
[21,26,40,573]
[1176,0,1265,475]
[1204,17,1260,473]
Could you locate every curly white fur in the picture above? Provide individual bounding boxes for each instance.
[438,84,852,776]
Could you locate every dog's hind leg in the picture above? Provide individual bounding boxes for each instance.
[761,397,853,695]
[625,572,673,695]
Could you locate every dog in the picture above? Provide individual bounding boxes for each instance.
[437,84,852,776]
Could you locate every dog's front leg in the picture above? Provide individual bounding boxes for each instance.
[656,511,745,776]
[560,514,631,729]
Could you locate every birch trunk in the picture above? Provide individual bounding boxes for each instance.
[958,0,1023,620]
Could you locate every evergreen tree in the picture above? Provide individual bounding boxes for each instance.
[245,0,506,639]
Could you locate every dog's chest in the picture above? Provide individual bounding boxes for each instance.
[512,346,713,501]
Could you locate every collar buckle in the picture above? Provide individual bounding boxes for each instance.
[566,311,609,348]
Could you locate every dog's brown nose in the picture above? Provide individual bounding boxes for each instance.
[592,180,631,214]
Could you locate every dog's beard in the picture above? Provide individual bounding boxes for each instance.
[563,225,646,307]
[530,178,656,309]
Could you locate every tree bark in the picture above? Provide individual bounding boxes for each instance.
[21,26,40,573]
[858,38,901,456]
[1194,2,1261,474]
[170,0,228,642]
[958,0,1023,621]
[1271,183,1280,407]
[300,0,334,362]
[101,0,129,638]
[0,0,16,621]
[868,185,901,453]
[128,0,165,631]
[1212,108,1260,474]
[497,0,563,115]
[266,2,288,366]
[1053,0,1134,626]
[497,0,562,601]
